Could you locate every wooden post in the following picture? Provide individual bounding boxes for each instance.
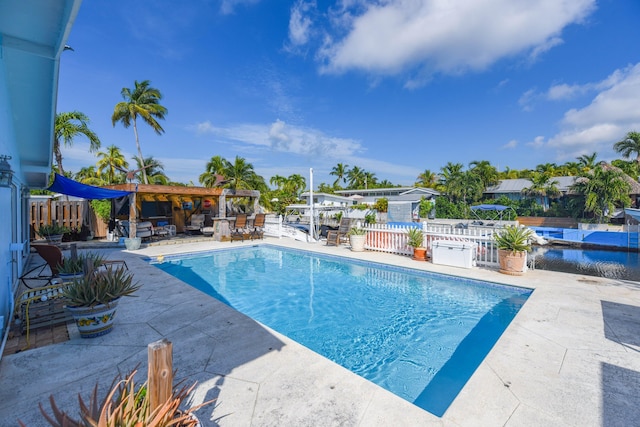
[148,338,173,413]
[129,192,137,239]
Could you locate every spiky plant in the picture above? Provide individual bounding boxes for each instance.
[494,225,533,253]
[62,266,140,307]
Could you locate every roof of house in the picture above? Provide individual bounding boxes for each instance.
[0,0,82,188]
[485,177,577,194]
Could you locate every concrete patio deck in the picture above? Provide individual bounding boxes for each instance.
[1,237,639,426]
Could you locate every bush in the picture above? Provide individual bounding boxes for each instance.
[91,199,112,223]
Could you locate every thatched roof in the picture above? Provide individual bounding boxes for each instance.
[567,162,640,195]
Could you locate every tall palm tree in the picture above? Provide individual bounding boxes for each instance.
[112,80,167,184]
[346,166,366,189]
[522,172,561,211]
[53,111,101,176]
[559,161,581,176]
[439,162,464,201]
[96,145,128,184]
[330,163,349,188]
[222,156,258,190]
[535,162,558,176]
[199,155,227,187]
[363,171,377,189]
[285,174,306,197]
[613,131,640,164]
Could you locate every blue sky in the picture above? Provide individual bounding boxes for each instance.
[57,0,640,187]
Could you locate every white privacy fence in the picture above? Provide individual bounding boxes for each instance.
[363,223,500,267]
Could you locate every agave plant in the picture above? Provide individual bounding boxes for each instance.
[21,370,214,427]
[62,266,140,307]
[494,225,533,253]
[406,227,424,248]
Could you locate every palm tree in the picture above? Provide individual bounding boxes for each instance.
[346,166,366,189]
[75,166,103,186]
[53,111,101,176]
[415,169,438,188]
[269,174,288,190]
[577,152,598,172]
[535,162,558,176]
[222,156,258,190]
[96,145,128,184]
[613,131,640,164]
[572,164,631,222]
[363,171,377,189]
[199,155,227,187]
[469,160,499,188]
[285,174,306,197]
[439,162,464,201]
[330,163,349,188]
[522,172,561,211]
[112,80,167,184]
[133,156,168,185]
[559,161,581,176]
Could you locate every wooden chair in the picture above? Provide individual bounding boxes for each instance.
[230,214,248,242]
[250,213,266,240]
[326,218,352,246]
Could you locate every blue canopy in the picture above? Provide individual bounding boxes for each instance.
[47,174,131,199]
[471,204,509,211]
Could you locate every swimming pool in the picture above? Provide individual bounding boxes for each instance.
[152,246,531,416]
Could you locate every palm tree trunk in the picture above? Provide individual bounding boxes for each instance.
[54,143,65,176]
[132,119,148,184]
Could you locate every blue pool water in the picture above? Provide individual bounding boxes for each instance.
[152,246,531,416]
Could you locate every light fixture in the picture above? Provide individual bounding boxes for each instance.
[0,155,13,188]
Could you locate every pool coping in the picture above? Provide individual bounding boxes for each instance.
[2,237,640,426]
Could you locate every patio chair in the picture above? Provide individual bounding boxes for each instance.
[250,213,266,240]
[230,214,248,242]
[326,218,352,246]
[185,214,205,235]
[19,244,63,289]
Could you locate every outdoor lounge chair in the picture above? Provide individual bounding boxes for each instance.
[230,214,248,242]
[185,214,205,235]
[326,218,352,246]
[250,213,266,240]
[19,244,63,289]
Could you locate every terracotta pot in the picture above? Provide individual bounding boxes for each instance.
[412,247,427,261]
[498,249,527,275]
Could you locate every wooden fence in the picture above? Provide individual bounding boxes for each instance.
[29,199,108,239]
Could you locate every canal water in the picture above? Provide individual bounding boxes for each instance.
[530,246,640,281]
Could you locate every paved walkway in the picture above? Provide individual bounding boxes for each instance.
[1,238,639,426]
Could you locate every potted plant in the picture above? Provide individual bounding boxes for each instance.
[23,369,214,427]
[36,223,70,244]
[494,225,533,275]
[406,227,427,261]
[348,227,367,252]
[57,252,105,281]
[63,266,140,338]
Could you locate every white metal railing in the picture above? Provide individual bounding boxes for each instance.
[363,222,499,267]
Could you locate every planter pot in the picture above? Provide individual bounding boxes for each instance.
[349,234,366,252]
[412,247,427,261]
[58,272,84,283]
[498,249,527,275]
[66,300,119,338]
[45,234,64,244]
[124,237,142,250]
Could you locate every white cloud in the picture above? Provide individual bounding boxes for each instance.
[526,136,546,149]
[534,63,640,160]
[219,0,261,15]
[288,1,316,47]
[316,0,595,80]
[502,140,518,149]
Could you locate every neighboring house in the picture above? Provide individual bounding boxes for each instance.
[334,187,439,205]
[0,1,82,355]
[485,173,640,210]
[299,192,357,207]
